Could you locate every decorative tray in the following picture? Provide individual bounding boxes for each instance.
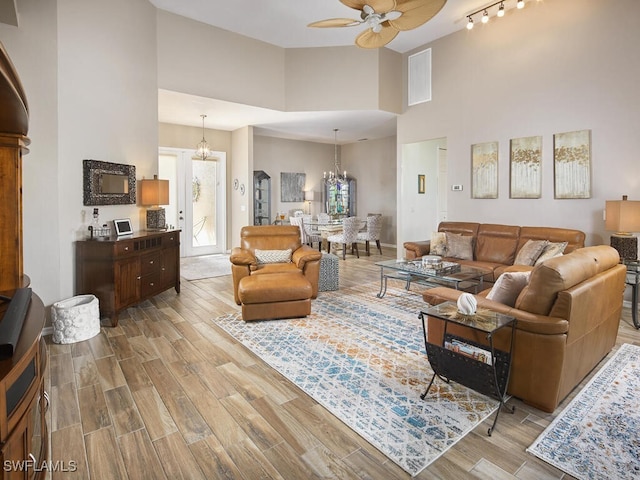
[406,261,461,276]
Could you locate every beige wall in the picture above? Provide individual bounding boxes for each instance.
[342,137,397,246]
[397,0,640,249]
[156,10,286,110]
[2,0,638,312]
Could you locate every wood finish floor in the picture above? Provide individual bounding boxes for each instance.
[45,247,640,479]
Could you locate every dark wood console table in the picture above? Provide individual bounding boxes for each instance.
[75,230,181,326]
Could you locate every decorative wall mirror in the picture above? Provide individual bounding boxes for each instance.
[83,159,136,205]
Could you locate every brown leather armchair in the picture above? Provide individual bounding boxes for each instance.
[230,225,322,305]
[422,245,626,412]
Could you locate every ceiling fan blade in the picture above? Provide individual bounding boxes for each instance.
[355,23,399,48]
[341,0,397,14]
[308,18,361,28]
[388,0,446,31]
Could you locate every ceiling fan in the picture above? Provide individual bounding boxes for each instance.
[308,0,447,49]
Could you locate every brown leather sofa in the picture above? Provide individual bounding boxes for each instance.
[404,222,586,283]
[422,245,627,412]
[230,225,322,320]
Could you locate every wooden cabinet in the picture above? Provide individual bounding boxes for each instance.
[0,295,47,480]
[253,170,271,225]
[75,230,181,326]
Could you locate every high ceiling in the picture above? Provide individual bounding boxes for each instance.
[152,0,512,143]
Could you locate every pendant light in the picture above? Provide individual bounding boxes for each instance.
[196,114,211,160]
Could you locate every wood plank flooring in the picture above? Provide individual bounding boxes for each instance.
[45,248,640,479]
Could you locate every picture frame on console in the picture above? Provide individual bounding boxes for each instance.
[113,218,133,236]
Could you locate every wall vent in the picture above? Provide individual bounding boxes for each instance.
[408,48,432,106]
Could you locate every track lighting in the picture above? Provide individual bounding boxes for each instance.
[465,0,525,30]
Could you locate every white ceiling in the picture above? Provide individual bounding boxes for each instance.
[152,0,513,143]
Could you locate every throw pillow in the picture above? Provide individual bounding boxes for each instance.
[534,241,568,265]
[430,231,447,256]
[514,239,548,266]
[445,233,473,260]
[486,271,531,307]
[254,248,292,264]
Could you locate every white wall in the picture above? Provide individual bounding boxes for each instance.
[0,0,59,306]
[398,0,640,247]
[398,138,445,250]
[57,0,158,299]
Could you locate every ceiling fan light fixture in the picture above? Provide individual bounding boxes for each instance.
[309,0,446,49]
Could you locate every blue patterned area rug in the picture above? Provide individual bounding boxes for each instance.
[213,283,500,476]
[527,343,640,479]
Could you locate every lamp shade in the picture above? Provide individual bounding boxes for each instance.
[140,176,169,206]
[304,190,315,202]
[605,200,640,234]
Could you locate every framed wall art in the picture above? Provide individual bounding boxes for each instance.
[280,172,306,202]
[418,174,425,194]
[553,129,591,199]
[510,136,542,199]
[471,141,498,199]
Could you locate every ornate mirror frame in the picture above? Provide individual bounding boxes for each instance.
[83,159,136,206]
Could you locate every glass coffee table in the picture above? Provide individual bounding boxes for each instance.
[375,259,490,298]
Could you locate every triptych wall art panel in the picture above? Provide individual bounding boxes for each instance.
[471,141,498,199]
[510,136,542,199]
[553,130,591,199]
[470,129,591,200]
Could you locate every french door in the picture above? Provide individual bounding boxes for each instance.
[159,148,226,257]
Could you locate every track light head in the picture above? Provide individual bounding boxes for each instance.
[466,16,474,30]
[517,0,524,9]
[497,3,505,17]
[482,10,489,23]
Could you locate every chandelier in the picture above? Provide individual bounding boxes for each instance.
[195,114,211,160]
[323,128,347,186]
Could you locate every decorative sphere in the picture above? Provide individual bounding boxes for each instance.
[457,293,477,315]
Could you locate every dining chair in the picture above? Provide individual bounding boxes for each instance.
[327,216,361,260]
[289,216,307,245]
[302,214,322,251]
[317,212,330,224]
[357,214,383,255]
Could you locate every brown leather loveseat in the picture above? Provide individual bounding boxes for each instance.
[422,245,627,412]
[404,222,586,283]
[230,225,322,321]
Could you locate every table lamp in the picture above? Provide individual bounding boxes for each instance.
[140,175,169,230]
[605,196,640,261]
[304,190,315,214]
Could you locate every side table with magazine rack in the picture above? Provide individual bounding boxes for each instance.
[419,301,516,436]
[374,259,489,298]
[625,260,640,328]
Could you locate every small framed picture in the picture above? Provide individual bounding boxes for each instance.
[113,218,133,236]
[418,174,426,194]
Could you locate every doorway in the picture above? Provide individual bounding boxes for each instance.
[159,148,227,257]
[399,137,447,250]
